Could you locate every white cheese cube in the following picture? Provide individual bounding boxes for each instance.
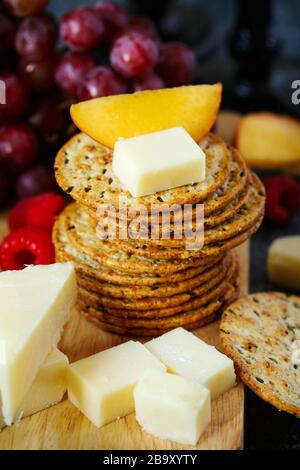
[268,236,300,290]
[67,341,166,428]
[0,262,77,425]
[146,327,236,400]
[112,127,206,197]
[134,369,211,446]
[0,348,69,429]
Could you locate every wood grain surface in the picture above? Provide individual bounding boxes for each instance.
[0,237,248,450]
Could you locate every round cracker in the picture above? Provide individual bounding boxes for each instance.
[55,132,230,212]
[53,208,220,275]
[75,252,232,300]
[220,292,300,418]
[105,172,265,251]
[80,260,239,319]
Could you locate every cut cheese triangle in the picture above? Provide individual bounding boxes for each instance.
[0,263,77,425]
[0,348,69,429]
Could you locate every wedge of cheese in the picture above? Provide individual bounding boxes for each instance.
[0,348,69,429]
[0,262,77,425]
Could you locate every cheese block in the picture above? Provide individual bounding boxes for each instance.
[146,327,236,400]
[67,341,166,428]
[112,127,206,197]
[0,348,69,429]
[268,236,300,290]
[0,262,77,425]
[134,369,211,445]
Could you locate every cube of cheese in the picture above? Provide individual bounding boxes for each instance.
[0,348,69,429]
[0,262,77,425]
[268,236,300,290]
[146,327,236,400]
[134,369,211,446]
[67,341,166,428]
[112,127,206,197]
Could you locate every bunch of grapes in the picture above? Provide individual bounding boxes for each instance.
[0,0,196,208]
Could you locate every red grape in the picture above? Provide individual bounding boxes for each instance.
[156,43,196,87]
[126,16,158,39]
[110,32,159,79]
[15,15,57,60]
[0,72,28,124]
[94,1,127,42]
[19,55,55,92]
[29,98,66,135]
[55,51,96,98]
[77,66,128,101]
[0,174,10,209]
[133,72,164,91]
[0,124,38,175]
[60,7,105,52]
[0,13,16,57]
[3,0,49,17]
[16,164,57,200]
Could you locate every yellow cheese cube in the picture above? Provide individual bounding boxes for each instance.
[0,348,68,429]
[146,327,236,400]
[134,369,211,445]
[112,127,206,197]
[268,236,300,290]
[67,341,166,428]
[0,262,77,425]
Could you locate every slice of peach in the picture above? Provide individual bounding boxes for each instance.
[70,83,222,148]
[235,112,300,169]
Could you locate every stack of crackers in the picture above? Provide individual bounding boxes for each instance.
[53,132,265,336]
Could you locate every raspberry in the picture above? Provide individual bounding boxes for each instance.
[9,192,64,232]
[110,31,159,79]
[0,226,55,271]
[156,42,196,87]
[263,175,300,225]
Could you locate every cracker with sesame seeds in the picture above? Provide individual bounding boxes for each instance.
[220,292,300,418]
[54,132,231,212]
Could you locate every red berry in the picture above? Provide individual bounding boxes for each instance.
[55,51,96,98]
[15,14,57,61]
[126,16,158,39]
[16,164,57,199]
[19,55,56,92]
[0,226,55,271]
[263,175,300,225]
[77,65,128,101]
[133,72,164,91]
[3,0,49,17]
[94,1,127,42]
[60,7,105,51]
[110,31,159,79]
[156,42,196,87]
[29,97,66,135]
[0,13,16,56]
[9,192,64,232]
[0,72,28,124]
[0,174,10,209]
[0,124,38,175]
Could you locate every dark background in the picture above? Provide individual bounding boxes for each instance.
[49,0,300,450]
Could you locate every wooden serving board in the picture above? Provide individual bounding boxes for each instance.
[0,241,248,450]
